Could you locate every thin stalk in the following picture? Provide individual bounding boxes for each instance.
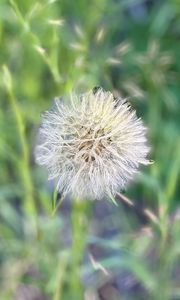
[152,190,170,300]
[3,66,38,233]
[70,199,92,300]
[53,252,69,300]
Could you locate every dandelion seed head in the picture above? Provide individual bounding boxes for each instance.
[35,88,150,200]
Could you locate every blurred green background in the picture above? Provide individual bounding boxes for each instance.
[0,0,180,299]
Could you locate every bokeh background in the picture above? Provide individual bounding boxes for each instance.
[0,0,180,299]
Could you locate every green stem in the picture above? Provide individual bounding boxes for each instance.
[70,198,92,299]
[53,252,69,300]
[3,66,38,233]
[152,192,169,300]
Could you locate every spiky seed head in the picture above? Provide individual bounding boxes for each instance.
[35,88,150,200]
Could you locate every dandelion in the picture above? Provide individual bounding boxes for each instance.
[35,87,150,199]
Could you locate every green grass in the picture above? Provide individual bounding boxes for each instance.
[0,0,180,299]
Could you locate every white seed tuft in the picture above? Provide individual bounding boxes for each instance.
[35,88,150,199]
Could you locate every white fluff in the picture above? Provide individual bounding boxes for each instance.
[35,88,150,199]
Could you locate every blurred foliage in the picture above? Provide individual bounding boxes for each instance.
[0,0,180,299]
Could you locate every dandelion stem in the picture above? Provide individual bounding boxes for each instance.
[70,198,91,299]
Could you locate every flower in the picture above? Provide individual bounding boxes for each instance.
[35,87,150,199]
